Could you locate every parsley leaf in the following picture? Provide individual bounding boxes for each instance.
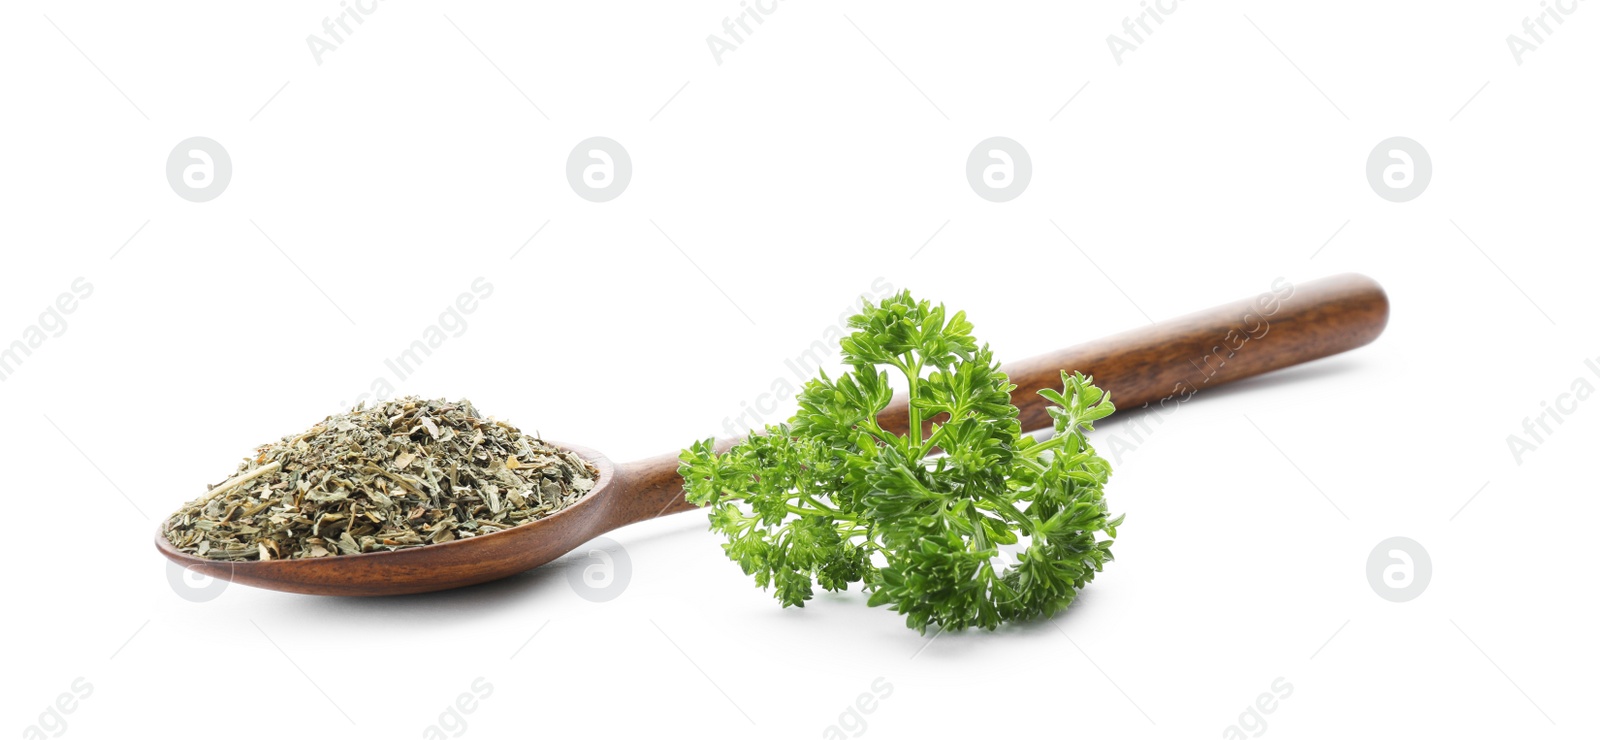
[679,291,1122,632]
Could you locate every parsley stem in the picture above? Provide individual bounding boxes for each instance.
[978,489,1037,537]
[785,505,829,518]
[967,508,989,552]
[797,494,847,517]
[905,360,923,451]
[860,416,900,449]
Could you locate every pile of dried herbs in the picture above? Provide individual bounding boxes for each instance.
[163,397,599,561]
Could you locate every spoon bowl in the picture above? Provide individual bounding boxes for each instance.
[156,443,693,596]
[156,273,1390,596]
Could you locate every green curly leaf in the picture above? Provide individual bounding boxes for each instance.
[678,291,1122,632]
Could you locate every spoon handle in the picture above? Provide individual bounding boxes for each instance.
[878,272,1388,437]
[616,273,1388,525]
[610,451,704,526]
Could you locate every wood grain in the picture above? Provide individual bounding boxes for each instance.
[877,273,1387,437]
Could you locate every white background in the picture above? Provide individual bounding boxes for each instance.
[2,2,1595,738]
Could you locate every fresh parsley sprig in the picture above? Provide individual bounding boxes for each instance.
[679,291,1122,632]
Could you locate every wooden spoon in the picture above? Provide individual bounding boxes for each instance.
[155,273,1388,596]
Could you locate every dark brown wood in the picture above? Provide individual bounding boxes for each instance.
[605,451,703,527]
[876,273,1388,437]
[154,273,1388,596]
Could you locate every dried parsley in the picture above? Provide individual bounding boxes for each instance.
[163,397,599,561]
